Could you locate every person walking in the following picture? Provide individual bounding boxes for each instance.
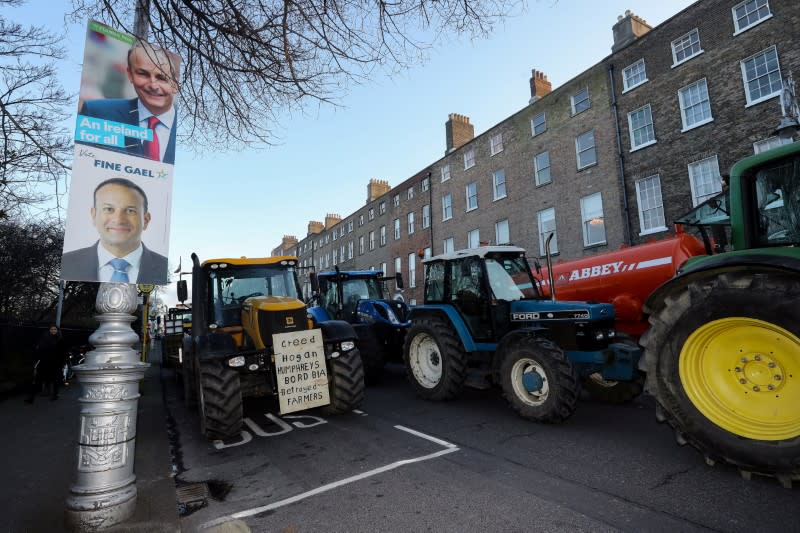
[25,325,67,403]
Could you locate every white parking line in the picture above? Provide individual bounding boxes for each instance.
[200,426,459,529]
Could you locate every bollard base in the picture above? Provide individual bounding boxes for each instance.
[64,484,137,531]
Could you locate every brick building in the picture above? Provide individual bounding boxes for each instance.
[281,0,800,305]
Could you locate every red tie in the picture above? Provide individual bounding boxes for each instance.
[144,116,161,161]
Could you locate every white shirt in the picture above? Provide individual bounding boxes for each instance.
[97,244,144,283]
[137,101,176,163]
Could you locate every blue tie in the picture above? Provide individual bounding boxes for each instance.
[109,258,130,283]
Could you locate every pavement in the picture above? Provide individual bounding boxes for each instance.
[0,342,182,532]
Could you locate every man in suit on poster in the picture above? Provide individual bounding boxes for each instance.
[61,177,168,284]
[80,41,180,164]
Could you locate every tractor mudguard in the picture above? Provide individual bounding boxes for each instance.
[307,306,332,324]
[317,319,358,344]
[194,332,239,362]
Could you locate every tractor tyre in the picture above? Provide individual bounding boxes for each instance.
[355,327,385,385]
[197,360,243,440]
[641,271,800,485]
[582,333,645,404]
[403,317,467,401]
[500,337,579,423]
[322,347,365,414]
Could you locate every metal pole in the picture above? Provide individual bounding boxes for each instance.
[64,283,150,530]
[55,279,65,328]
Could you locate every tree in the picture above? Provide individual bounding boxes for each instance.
[70,0,521,151]
[0,0,72,221]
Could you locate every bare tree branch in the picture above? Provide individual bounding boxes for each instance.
[68,0,523,152]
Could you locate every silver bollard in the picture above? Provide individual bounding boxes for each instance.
[65,283,150,531]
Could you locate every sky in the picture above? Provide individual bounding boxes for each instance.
[12,0,697,307]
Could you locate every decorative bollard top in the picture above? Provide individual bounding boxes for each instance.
[96,283,140,314]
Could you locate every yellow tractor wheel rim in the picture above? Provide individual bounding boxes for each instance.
[679,317,800,441]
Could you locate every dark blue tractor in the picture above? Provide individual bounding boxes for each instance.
[308,268,411,382]
[404,245,641,422]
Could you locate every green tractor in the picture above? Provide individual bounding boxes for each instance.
[640,140,800,486]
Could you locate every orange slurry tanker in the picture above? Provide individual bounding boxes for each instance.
[535,226,706,340]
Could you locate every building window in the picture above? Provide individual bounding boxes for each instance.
[534,151,551,186]
[571,87,590,115]
[442,193,452,221]
[679,79,713,131]
[381,262,387,275]
[531,112,546,136]
[407,187,414,200]
[671,28,703,66]
[359,235,364,254]
[628,104,656,150]
[464,148,476,170]
[754,135,792,153]
[368,208,374,221]
[359,214,364,226]
[394,257,401,275]
[348,241,353,259]
[576,130,597,169]
[340,226,345,237]
[636,175,667,235]
[424,247,432,259]
[443,237,454,253]
[348,221,353,232]
[369,231,375,250]
[393,218,400,239]
[466,182,478,211]
[490,132,504,155]
[408,253,416,288]
[332,249,338,264]
[688,156,723,206]
[393,194,400,207]
[493,169,506,200]
[379,201,386,215]
[495,219,509,245]
[622,59,647,92]
[580,193,606,247]
[407,212,415,235]
[733,0,771,34]
[422,176,430,191]
[440,164,451,182]
[537,208,558,256]
[380,225,386,246]
[422,204,430,228]
[467,229,480,248]
[332,230,337,241]
[741,46,782,106]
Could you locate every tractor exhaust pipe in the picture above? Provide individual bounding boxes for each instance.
[545,233,556,302]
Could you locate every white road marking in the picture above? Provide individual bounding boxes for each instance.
[352,409,368,416]
[200,426,459,529]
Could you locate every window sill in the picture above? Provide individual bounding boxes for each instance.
[577,161,598,172]
[570,107,590,118]
[671,49,704,69]
[464,164,475,171]
[583,241,607,250]
[622,79,648,94]
[639,226,668,237]
[744,92,780,109]
[465,207,477,213]
[733,14,772,36]
[493,195,507,202]
[490,149,504,157]
[681,117,714,133]
[535,180,552,188]
[630,139,657,153]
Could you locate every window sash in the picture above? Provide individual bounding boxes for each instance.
[537,208,558,255]
[440,165,451,182]
[490,133,504,155]
[576,130,597,169]
[493,170,507,200]
[407,212,415,234]
[572,88,590,114]
[380,226,386,246]
[636,175,666,232]
[672,29,702,64]
[623,59,647,90]
[531,112,546,136]
[442,194,452,220]
[628,105,655,148]
[534,151,551,185]
[580,193,606,246]
[679,79,712,129]
[688,156,723,206]
[741,46,782,104]
[733,0,771,33]
[393,219,400,239]
[467,229,480,249]
[422,204,431,228]
[466,183,478,211]
[443,238,454,253]
[495,219,509,244]
[464,149,476,169]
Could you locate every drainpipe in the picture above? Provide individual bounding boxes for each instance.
[608,64,633,246]
[427,171,434,255]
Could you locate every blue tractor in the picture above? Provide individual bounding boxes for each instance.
[308,268,411,382]
[404,245,640,422]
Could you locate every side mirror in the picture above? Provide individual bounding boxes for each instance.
[177,280,188,302]
[395,273,404,290]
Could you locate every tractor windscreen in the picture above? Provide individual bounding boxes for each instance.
[208,265,299,327]
[675,189,732,254]
[485,255,540,301]
[752,154,800,247]
[342,278,384,301]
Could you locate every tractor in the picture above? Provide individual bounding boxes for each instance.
[308,268,410,382]
[403,244,640,423]
[177,254,365,440]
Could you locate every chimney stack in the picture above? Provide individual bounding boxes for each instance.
[445,113,475,154]
[367,178,391,202]
[271,235,298,256]
[307,220,324,235]
[529,70,552,104]
[324,213,342,230]
[612,10,652,52]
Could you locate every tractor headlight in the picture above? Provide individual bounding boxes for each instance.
[595,331,606,341]
[607,330,615,339]
[228,356,246,367]
[341,340,355,352]
[386,308,400,325]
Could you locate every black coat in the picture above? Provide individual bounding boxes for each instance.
[35,331,66,374]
